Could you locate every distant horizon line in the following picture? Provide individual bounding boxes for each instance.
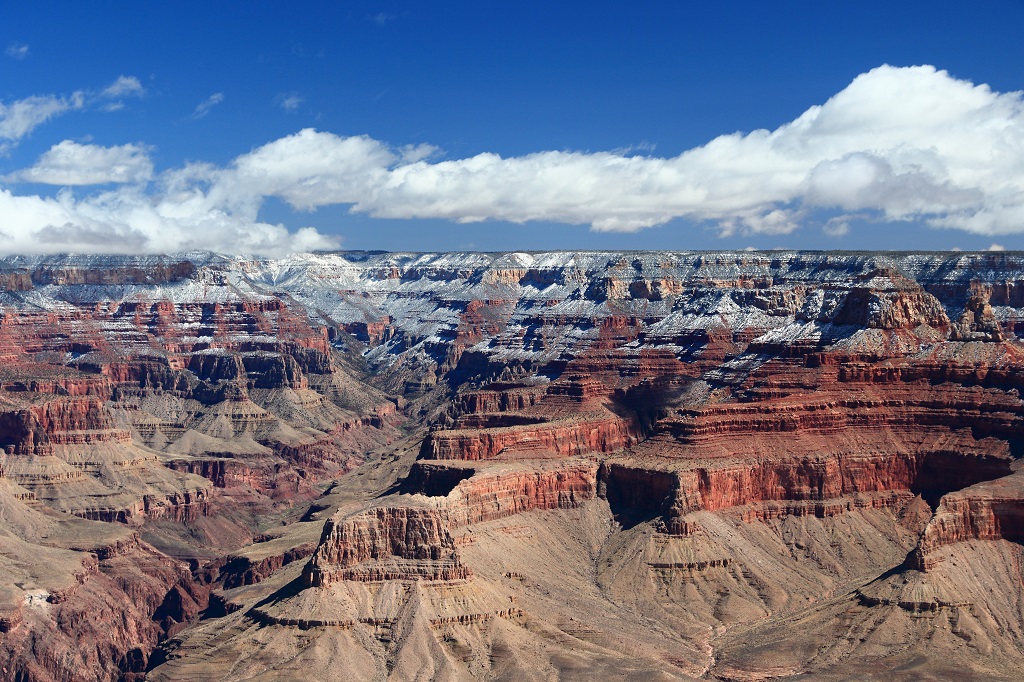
[0,247,1021,260]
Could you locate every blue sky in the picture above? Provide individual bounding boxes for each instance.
[1,1,1023,254]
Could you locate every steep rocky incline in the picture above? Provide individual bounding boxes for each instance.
[4,250,1024,680]
[0,475,207,682]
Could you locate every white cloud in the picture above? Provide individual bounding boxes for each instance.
[611,141,657,156]
[0,185,338,256]
[5,43,29,60]
[0,93,85,146]
[398,143,438,164]
[822,216,851,237]
[156,66,1019,238]
[278,94,303,112]
[192,93,224,119]
[11,140,154,185]
[1,63,1023,257]
[216,130,397,210]
[0,77,143,151]
[101,75,144,99]
[328,66,1024,237]
[988,243,1005,251]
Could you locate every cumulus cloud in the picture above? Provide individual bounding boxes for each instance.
[192,93,224,119]
[0,93,85,148]
[0,185,338,256]
[221,130,398,209]
[822,216,852,238]
[1,63,1023,256]
[10,140,154,185]
[5,43,29,60]
[149,65,1016,238]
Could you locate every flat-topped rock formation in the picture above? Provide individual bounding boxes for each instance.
[303,502,471,585]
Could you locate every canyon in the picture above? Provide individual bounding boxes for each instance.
[1,250,1024,680]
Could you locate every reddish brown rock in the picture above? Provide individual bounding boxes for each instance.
[910,471,1024,570]
[219,542,319,589]
[303,504,470,586]
[6,251,1024,681]
[405,459,600,527]
[423,410,639,460]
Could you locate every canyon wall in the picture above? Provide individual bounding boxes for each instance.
[4,250,1024,680]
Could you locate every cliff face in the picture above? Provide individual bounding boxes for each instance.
[404,459,600,527]
[422,410,639,460]
[910,473,1024,569]
[303,505,470,585]
[5,250,1024,681]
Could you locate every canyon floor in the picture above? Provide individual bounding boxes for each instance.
[2,250,1024,681]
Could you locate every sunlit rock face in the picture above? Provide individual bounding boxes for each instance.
[4,250,1024,680]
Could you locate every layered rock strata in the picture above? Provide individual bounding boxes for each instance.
[5,250,1024,680]
[303,503,470,585]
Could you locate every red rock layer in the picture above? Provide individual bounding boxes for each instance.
[304,459,599,592]
[0,397,129,455]
[74,487,212,524]
[218,543,319,589]
[606,442,1011,528]
[423,411,639,460]
[910,472,1024,570]
[303,506,470,586]
[454,384,545,415]
[661,385,1023,446]
[407,459,600,527]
